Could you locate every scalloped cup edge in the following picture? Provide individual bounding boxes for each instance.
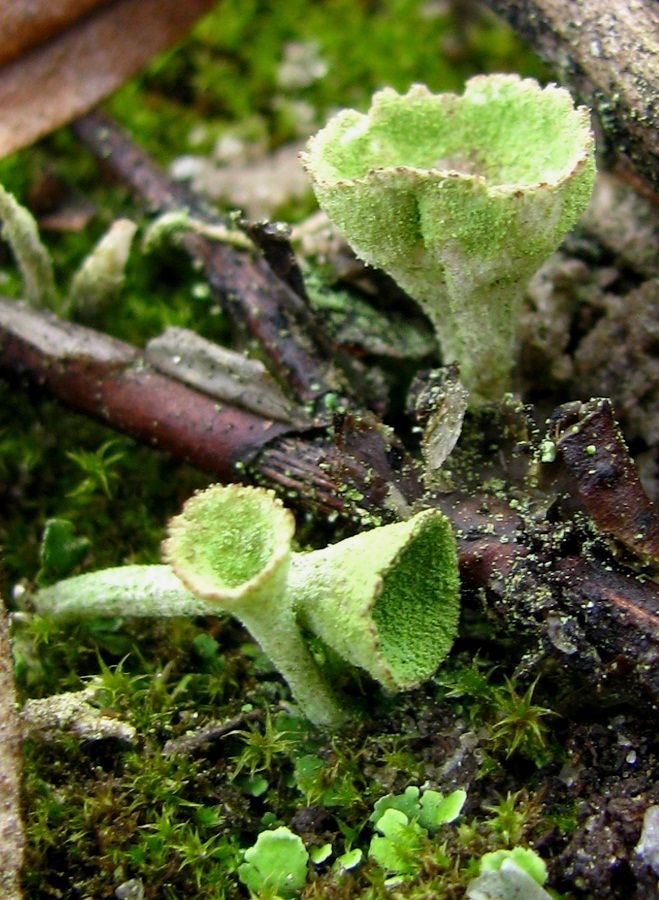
[163,484,296,606]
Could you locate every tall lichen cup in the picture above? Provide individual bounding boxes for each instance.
[302,74,596,401]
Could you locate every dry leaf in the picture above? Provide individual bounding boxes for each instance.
[0,0,215,156]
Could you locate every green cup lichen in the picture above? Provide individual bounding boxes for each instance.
[163,485,345,727]
[36,485,460,728]
[302,74,596,401]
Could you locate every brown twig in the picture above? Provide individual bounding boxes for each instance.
[0,299,296,480]
[0,298,411,521]
[162,708,265,757]
[0,0,215,156]
[552,399,659,563]
[0,0,109,67]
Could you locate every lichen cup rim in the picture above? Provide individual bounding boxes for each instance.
[163,483,295,606]
[302,75,594,196]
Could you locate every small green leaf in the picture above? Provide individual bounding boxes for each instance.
[335,847,362,871]
[369,808,425,877]
[419,788,467,831]
[370,785,420,824]
[310,843,332,865]
[371,785,466,834]
[239,826,308,897]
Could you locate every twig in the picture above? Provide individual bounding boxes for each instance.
[0,0,215,156]
[0,298,296,481]
[0,298,410,521]
[0,1,108,67]
[162,708,264,757]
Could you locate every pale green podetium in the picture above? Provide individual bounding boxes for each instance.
[36,485,460,728]
[302,75,596,401]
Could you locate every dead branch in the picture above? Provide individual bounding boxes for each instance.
[0,298,413,520]
[0,299,296,481]
[482,0,659,197]
[0,0,109,67]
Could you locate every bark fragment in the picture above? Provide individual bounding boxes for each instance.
[0,597,24,900]
[551,399,659,562]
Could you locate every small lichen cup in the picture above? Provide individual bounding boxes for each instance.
[162,484,346,727]
[289,508,459,691]
[302,74,596,401]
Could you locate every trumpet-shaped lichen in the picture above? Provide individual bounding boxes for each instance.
[303,75,596,400]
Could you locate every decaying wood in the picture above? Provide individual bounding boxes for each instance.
[0,0,108,68]
[0,298,414,520]
[0,596,24,900]
[555,557,659,704]
[0,299,297,481]
[483,0,659,197]
[0,0,109,67]
[0,0,215,156]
